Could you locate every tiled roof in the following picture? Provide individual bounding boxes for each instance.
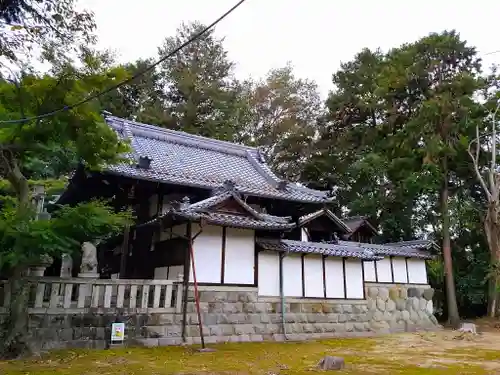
[256,239,382,260]
[171,211,295,231]
[384,239,437,250]
[343,216,378,233]
[144,189,296,231]
[298,208,351,234]
[338,241,433,260]
[104,115,331,203]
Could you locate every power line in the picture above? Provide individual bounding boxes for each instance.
[0,0,247,125]
[484,50,500,56]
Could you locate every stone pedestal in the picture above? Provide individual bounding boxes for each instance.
[29,255,53,277]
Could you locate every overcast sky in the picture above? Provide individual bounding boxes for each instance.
[79,0,500,98]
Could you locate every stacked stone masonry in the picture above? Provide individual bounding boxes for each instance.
[3,283,440,350]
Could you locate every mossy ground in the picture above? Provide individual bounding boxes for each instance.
[1,329,499,374]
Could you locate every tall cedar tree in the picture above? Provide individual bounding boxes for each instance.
[304,31,483,326]
[157,21,243,141]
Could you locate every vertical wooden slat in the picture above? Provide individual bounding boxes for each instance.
[34,283,45,308]
[91,285,100,308]
[116,285,125,308]
[49,283,60,308]
[104,285,113,308]
[164,284,173,309]
[77,283,87,308]
[63,283,73,308]
[141,285,150,308]
[129,285,137,308]
[153,285,161,308]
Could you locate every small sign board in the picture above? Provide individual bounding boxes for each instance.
[111,322,125,343]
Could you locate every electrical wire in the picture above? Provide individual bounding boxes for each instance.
[0,0,247,125]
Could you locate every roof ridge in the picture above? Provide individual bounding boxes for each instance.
[343,215,367,221]
[106,115,257,156]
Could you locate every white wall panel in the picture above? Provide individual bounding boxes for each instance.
[189,224,222,283]
[224,228,255,284]
[282,255,303,297]
[345,259,364,299]
[154,267,168,279]
[258,252,280,296]
[376,258,393,282]
[304,255,324,298]
[392,257,408,283]
[324,258,345,298]
[407,258,428,284]
[363,261,376,282]
[167,265,184,280]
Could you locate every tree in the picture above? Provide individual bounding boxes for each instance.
[0,0,95,63]
[238,64,323,181]
[0,50,132,357]
[467,72,500,317]
[305,31,483,326]
[157,21,244,141]
[101,58,167,121]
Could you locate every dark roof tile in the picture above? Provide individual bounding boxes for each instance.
[257,238,382,260]
[105,115,331,203]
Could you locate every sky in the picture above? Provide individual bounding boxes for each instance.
[79,0,500,98]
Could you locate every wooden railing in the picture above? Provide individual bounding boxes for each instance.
[0,277,183,314]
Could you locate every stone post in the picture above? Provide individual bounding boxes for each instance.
[60,254,73,278]
[78,242,99,306]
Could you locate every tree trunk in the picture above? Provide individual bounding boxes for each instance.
[0,268,33,358]
[0,154,35,358]
[441,162,460,327]
[484,203,500,317]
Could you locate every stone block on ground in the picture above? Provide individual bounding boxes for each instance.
[317,356,345,370]
[458,322,477,334]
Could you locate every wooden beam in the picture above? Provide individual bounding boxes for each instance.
[220,227,227,284]
[342,258,347,299]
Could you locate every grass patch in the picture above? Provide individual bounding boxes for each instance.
[0,334,497,375]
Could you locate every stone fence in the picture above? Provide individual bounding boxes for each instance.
[0,277,183,314]
[0,279,439,350]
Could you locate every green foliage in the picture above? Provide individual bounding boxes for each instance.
[0,0,96,63]
[0,49,131,180]
[237,64,323,181]
[156,21,245,141]
[0,48,132,275]
[0,200,131,271]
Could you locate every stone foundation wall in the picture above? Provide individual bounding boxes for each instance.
[2,283,439,350]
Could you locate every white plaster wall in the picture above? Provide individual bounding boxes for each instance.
[324,257,345,298]
[304,255,324,298]
[407,258,428,284]
[258,251,280,296]
[282,254,303,297]
[154,265,184,280]
[154,266,168,279]
[189,224,222,283]
[224,227,255,285]
[363,261,376,282]
[392,257,408,283]
[376,258,393,282]
[345,259,364,299]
